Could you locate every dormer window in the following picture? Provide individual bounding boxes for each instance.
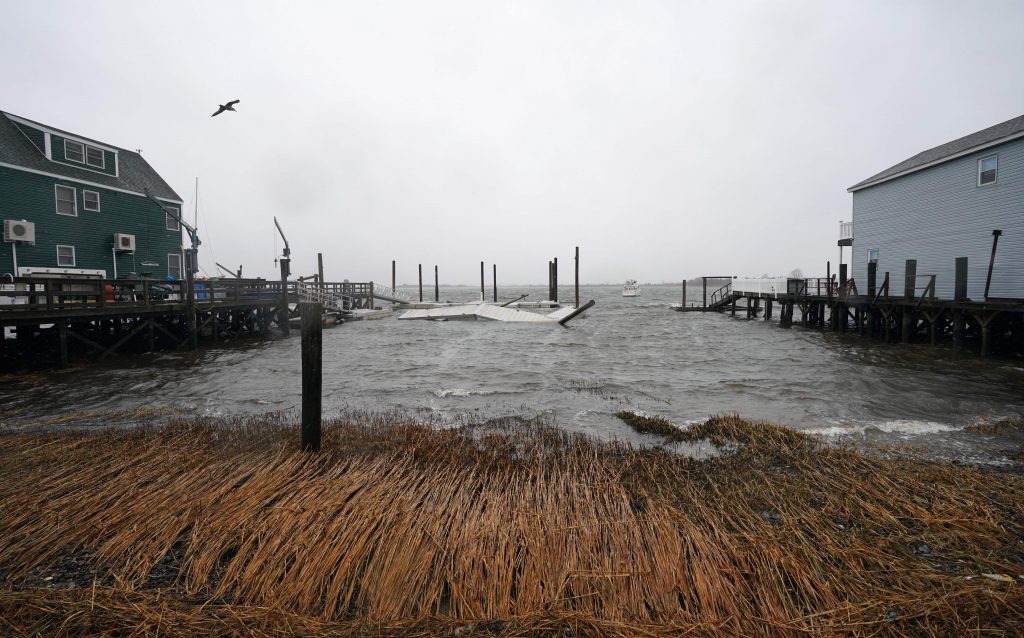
[86,146,105,168]
[64,140,85,163]
[62,139,107,169]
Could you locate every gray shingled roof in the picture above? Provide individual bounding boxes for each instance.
[848,114,1024,192]
[0,111,181,202]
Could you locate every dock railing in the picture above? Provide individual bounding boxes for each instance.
[731,278,789,298]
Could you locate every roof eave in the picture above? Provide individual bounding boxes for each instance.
[848,129,1024,193]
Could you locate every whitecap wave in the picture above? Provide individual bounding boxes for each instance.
[432,388,496,398]
[807,420,959,437]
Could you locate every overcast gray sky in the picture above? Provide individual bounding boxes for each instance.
[3,1,1023,284]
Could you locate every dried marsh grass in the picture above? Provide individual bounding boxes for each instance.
[0,414,1022,637]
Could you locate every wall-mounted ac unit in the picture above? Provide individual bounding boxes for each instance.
[4,220,35,244]
[114,233,136,253]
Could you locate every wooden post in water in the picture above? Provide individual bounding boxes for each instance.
[702,277,707,310]
[434,265,439,302]
[492,264,497,302]
[480,261,485,301]
[681,281,686,308]
[902,259,916,343]
[318,253,325,292]
[279,257,291,337]
[300,302,322,452]
[574,247,580,309]
[867,262,877,297]
[548,261,553,302]
[57,322,68,368]
[392,260,396,292]
[826,261,832,304]
[839,264,848,332]
[418,264,423,302]
[553,257,558,304]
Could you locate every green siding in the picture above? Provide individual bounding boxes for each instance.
[50,135,118,176]
[12,123,45,153]
[0,166,182,279]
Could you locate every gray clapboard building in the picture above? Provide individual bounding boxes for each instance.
[847,114,1023,301]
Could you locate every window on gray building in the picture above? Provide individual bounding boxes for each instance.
[55,184,77,216]
[978,155,997,186]
[867,248,879,263]
[56,245,76,267]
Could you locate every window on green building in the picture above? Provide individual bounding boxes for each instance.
[168,253,183,279]
[86,146,104,169]
[57,245,76,267]
[165,206,181,231]
[64,140,85,163]
[83,190,100,212]
[55,185,77,216]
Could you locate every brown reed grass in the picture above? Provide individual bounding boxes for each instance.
[1,413,1022,636]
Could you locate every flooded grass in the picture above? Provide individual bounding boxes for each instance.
[1,413,1022,636]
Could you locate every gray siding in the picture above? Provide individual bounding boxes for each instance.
[852,137,1024,300]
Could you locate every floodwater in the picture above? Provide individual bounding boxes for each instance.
[2,284,1023,464]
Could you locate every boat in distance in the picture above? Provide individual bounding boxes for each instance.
[623,280,641,297]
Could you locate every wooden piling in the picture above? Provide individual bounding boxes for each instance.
[279,258,291,337]
[480,261,485,301]
[418,264,423,302]
[300,302,322,452]
[492,264,497,302]
[867,262,877,297]
[574,247,579,309]
[318,253,325,292]
[765,298,772,320]
[57,322,68,368]
[955,257,968,301]
[434,265,439,302]
[682,281,687,308]
[553,257,558,304]
[392,260,396,292]
[953,311,965,351]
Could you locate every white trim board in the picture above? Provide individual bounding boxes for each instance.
[849,130,1024,192]
[4,113,119,155]
[0,161,182,204]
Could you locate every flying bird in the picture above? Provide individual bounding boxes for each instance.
[211,100,240,117]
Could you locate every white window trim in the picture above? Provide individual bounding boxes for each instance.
[977,154,998,187]
[867,248,879,263]
[56,245,77,267]
[64,139,85,163]
[83,190,101,212]
[0,162,181,204]
[165,206,181,231]
[55,184,78,216]
[167,252,183,279]
[85,145,106,169]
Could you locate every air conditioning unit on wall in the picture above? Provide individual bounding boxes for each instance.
[4,220,35,244]
[114,233,136,253]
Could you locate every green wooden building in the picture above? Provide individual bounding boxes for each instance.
[0,110,184,281]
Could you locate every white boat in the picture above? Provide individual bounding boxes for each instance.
[622,280,641,297]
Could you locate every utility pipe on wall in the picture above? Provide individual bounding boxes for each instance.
[111,247,118,280]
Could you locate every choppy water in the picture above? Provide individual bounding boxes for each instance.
[3,284,1023,464]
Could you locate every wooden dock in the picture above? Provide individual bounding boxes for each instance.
[0,277,403,370]
[676,269,1024,358]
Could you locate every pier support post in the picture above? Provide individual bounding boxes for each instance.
[765,298,772,320]
[480,261,485,301]
[493,264,497,302]
[57,321,68,368]
[553,257,558,304]
[392,259,396,293]
[418,264,423,302]
[952,311,965,352]
[300,302,322,452]
[955,258,968,301]
[318,253,325,293]
[731,298,736,316]
[434,265,439,302]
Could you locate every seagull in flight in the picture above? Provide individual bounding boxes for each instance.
[211,100,240,117]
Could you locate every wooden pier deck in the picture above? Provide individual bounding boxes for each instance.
[676,274,1024,358]
[0,277,402,370]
